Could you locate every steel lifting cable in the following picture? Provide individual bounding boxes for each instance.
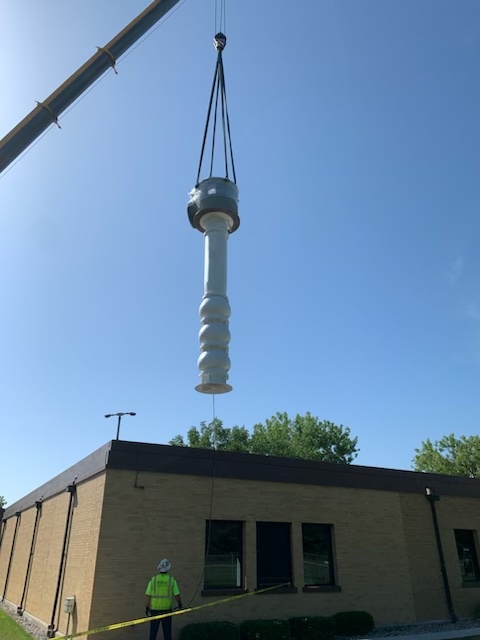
[196,32,237,185]
[215,0,226,34]
[184,396,218,608]
[188,2,233,603]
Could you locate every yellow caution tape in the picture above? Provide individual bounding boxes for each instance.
[64,582,290,639]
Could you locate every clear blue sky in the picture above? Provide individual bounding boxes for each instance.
[1,1,479,506]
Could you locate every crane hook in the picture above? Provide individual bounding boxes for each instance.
[213,32,226,51]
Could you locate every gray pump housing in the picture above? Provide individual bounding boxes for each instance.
[187,177,240,233]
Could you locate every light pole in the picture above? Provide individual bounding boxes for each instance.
[105,412,136,440]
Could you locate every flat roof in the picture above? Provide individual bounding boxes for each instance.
[4,439,480,518]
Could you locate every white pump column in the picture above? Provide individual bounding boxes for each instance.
[187,177,240,393]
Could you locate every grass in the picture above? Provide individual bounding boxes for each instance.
[0,609,33,640]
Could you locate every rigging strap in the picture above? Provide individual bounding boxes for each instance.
[196,32,237,186]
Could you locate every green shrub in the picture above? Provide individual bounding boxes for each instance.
[333,611,375,636]
[240,619,291,640]
[473,602,480,619]
[179,620,240,640]
[289,616,336,640]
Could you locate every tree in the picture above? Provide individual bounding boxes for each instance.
[169,412,359,464]
[413,434,480,478]
[170,419,251,452]
[0,496,6,508]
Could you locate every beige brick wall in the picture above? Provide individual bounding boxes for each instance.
[3,463,480,640]
[400,492,480,622]
[53,473,106,638]
[400,493,448,621]
[0,512,25,602]
[27,489,72,625]
[0,473,105,639]
[88,468,418,640]
[11,509,35,606]
[0,492,70,630]
[437,496,480,620]
[0,518,10,590]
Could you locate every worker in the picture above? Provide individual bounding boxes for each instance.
[145,558,183,640]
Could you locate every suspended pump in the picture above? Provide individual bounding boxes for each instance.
[188,31,239,394]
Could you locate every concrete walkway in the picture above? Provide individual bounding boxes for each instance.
[368,628,480,640]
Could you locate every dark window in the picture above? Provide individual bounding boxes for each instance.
[256,522,292,589]
[204,520,242,589]
[454,529,480,583]
[302,523,335,586]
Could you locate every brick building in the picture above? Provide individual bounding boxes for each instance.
[1,440,480,640]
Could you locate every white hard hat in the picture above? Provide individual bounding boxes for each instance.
[157,558,171,573]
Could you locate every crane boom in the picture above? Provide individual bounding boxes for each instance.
[0,0,182,175]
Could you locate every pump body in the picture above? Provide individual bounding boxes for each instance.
[188,177,239,393]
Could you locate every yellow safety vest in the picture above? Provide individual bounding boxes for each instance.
[146,574,178,610]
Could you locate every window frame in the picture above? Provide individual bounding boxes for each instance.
[202,519,245,595]
[301,522,339,592]
[256,521,296,592]
[454,529,480,585]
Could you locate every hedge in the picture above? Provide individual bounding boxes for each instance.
[240,619,291,640]
[333,611,375,635]
[289,615,336,640]
[179,620,240,640]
